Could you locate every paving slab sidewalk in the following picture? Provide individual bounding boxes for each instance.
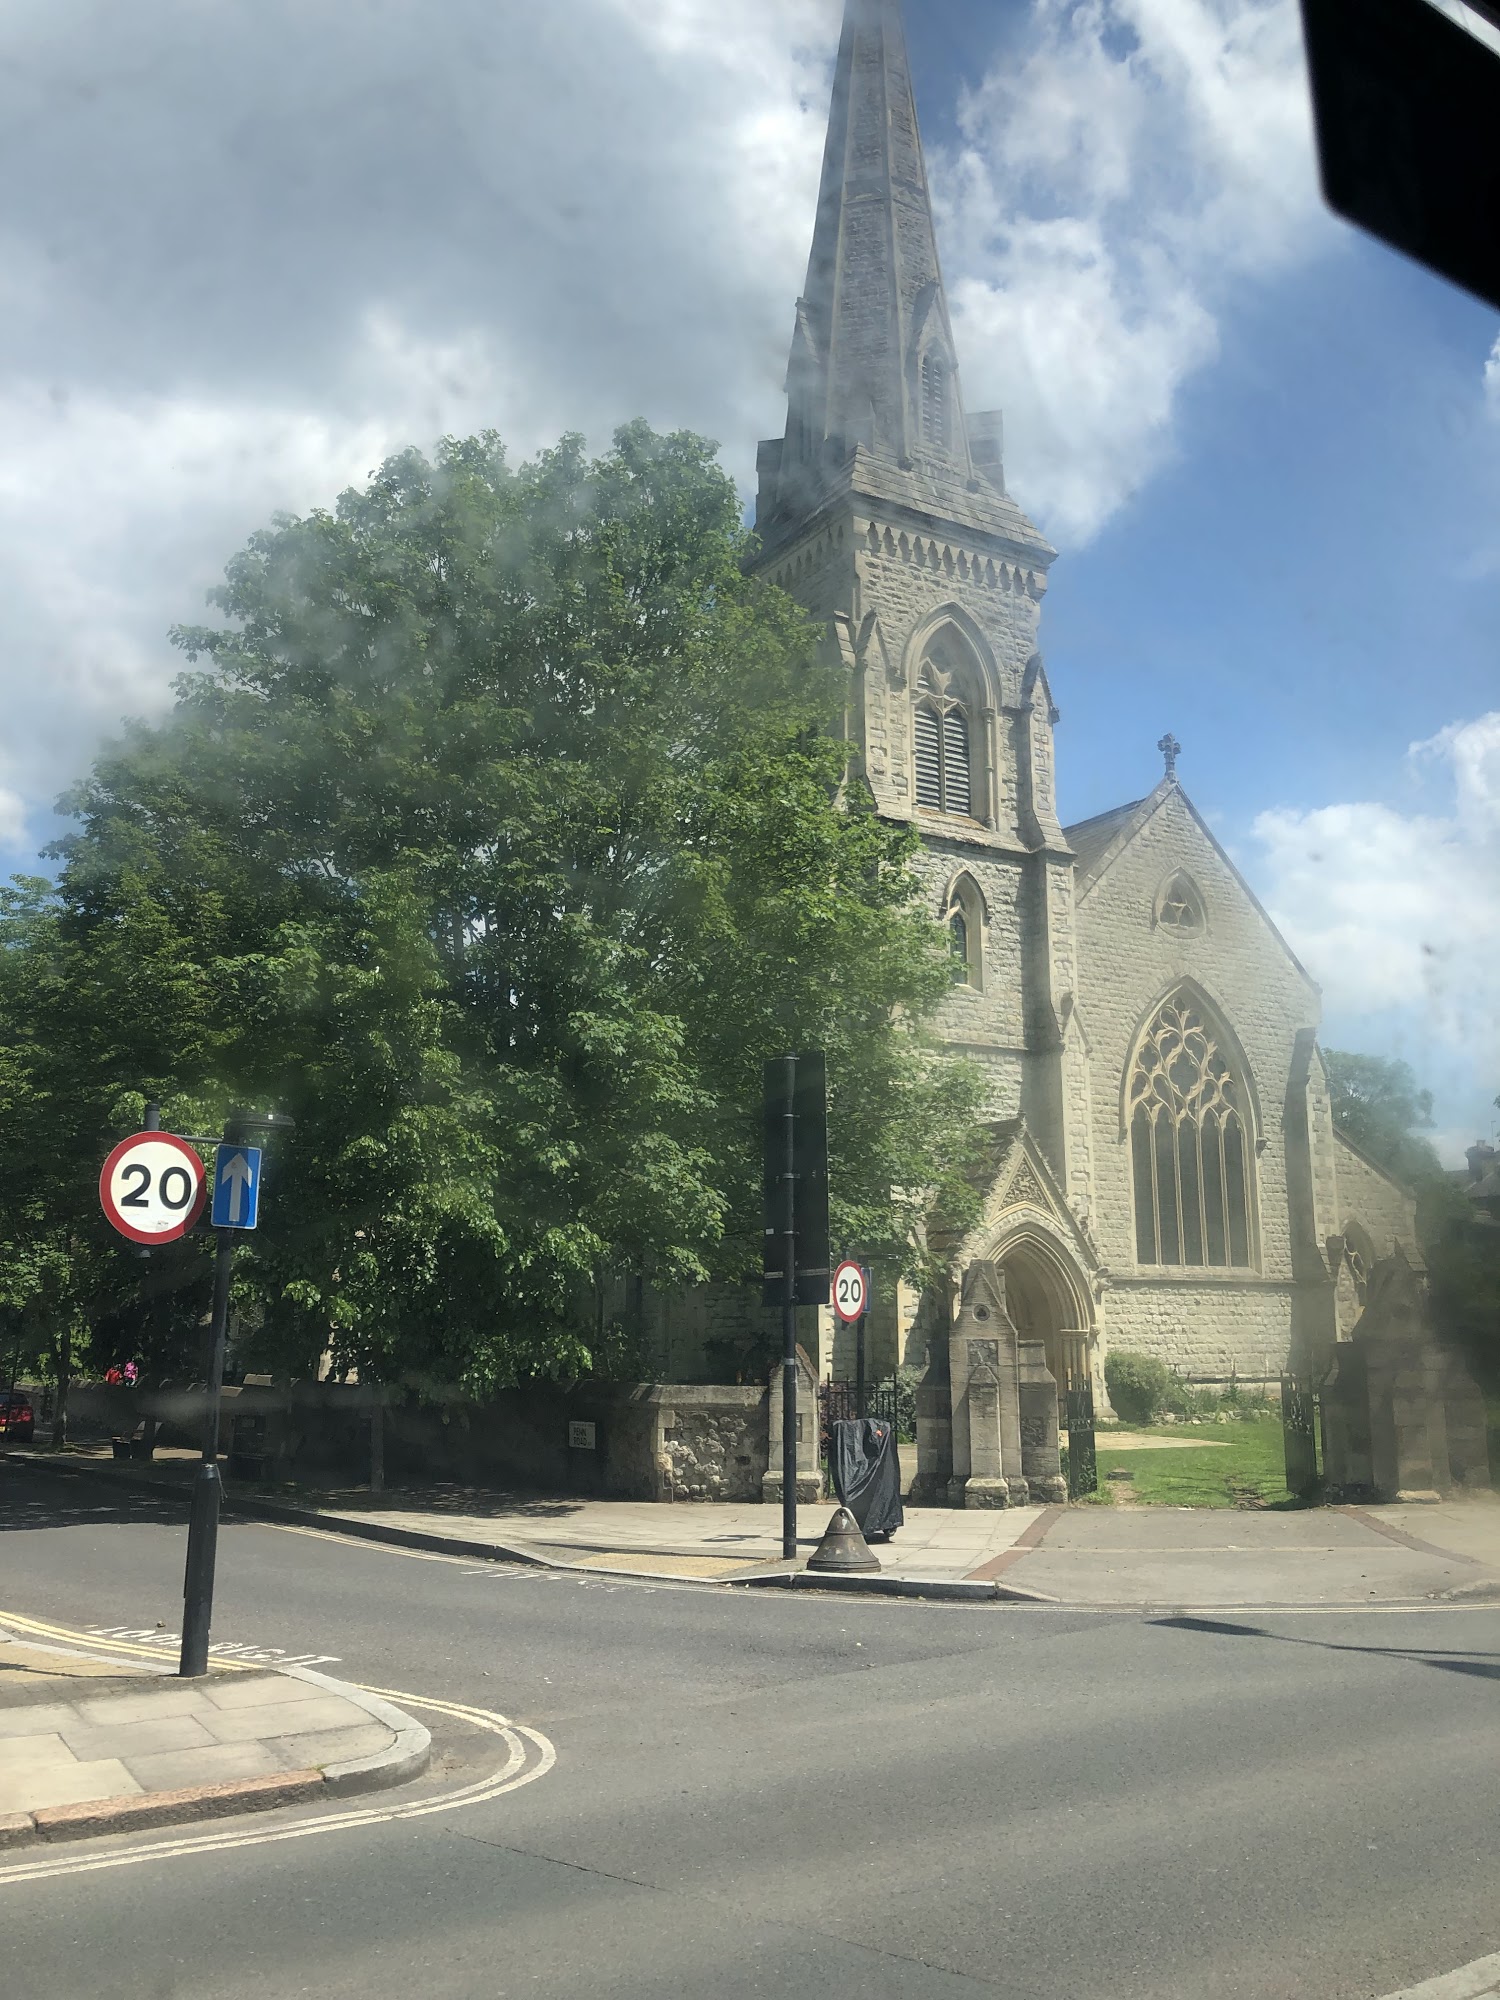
[0,1625,429,1850]
[17,1446,1500,1608]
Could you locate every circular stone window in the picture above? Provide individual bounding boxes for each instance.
[973,1305,990,1322]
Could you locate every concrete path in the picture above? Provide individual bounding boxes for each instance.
[1013,1501,1500,1607]
[292,1489,1500,1606]
[17,1445,1500,1607]
[0,1624,429,1845]
[1379,1949,1500,1999]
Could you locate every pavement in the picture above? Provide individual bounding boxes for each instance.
[1386,1953,1500,2000]
[15,1442,1500,1608]
[0,1621,430,1847]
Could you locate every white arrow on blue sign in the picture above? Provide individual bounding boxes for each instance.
[211,1144,263,1230]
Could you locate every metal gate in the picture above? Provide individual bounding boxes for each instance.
[1054,1335,1098,1500]
[819,1378,901,1458]
[1064,1380,1098,1500]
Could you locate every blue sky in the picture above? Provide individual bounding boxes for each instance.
[0,0,1495,1155]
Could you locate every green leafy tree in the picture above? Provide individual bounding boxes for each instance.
[22,424,983,1393]
[1325,1048,1500,1381]
[1323,1049,1442,1190]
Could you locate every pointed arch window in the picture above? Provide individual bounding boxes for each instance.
[915,661,972,816]
[948,909,969,979]
[1128,993,1253,1268]
[943,874,984,988]
[921,351,951,450]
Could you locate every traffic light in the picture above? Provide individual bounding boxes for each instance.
[761,1052,830,1307]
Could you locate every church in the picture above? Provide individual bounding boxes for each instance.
[659,0,1417,1427]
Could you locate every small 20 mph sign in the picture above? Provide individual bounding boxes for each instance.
[99,1131,208,1244]
[832,1259,868,1323]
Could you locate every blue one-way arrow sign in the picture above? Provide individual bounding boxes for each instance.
[211,1143,262,1230]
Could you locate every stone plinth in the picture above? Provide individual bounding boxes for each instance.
[1018,1340,1067,1503]
[946,1261,1028,1508]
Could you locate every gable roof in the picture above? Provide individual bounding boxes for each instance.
[1333,1126,1421,1203]
[1065,777,1319,996]
[933,1118,1102,1270]
[1062,797,1149,884]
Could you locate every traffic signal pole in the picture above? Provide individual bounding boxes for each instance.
[780,1053,799,1563]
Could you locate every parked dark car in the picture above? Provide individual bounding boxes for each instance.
[0,1391,36,1443]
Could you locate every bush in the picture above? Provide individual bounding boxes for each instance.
[888,1365,920,1443]
[1103,1350,1177,1425]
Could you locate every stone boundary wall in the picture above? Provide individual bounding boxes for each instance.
[55,1379,769,1504]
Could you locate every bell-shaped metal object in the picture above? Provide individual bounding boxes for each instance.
[806,1505,880,1574]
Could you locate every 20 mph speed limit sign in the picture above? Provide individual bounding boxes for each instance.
[99,1131,208,1245]
[832,1259,868,1323]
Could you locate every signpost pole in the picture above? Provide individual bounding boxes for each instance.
[855,1278,867,1423]
[179,1105,288,1676]
[180,1217,234,1677]
[781,1054,799,1564]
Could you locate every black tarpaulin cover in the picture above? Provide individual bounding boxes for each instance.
[831,1418,904,1540]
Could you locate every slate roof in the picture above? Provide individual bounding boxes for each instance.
[1061,797,1149,884]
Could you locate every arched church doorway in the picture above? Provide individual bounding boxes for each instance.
[993,1231,1095,1408]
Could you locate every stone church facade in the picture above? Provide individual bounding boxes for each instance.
[659,0,1417,1429]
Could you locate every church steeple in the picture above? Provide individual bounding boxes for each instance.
[757,0,1002,540]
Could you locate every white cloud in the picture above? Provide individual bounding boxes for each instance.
[1484,334,1500,421]
[0,788,26,851]
[1250,713,1500,1117]
[937,0,1336,542]
[0,0,839,864]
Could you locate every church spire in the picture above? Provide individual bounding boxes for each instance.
[759,0,990,534]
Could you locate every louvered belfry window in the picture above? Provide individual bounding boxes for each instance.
[914,663,971,816]
[921,351,950,450]
[942,709,971,814]
[1128,994,1252,1267]
[915,703,943,808]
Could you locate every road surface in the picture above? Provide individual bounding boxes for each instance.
[3,1458,1498,1999]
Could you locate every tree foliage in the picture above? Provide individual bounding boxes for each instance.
[1324,1048,1500,1380]
[2,425,984,1392]
[1323,1049,1441,1189]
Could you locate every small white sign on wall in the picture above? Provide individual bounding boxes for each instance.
[568,1420,597,1451]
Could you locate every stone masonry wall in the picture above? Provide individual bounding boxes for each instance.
[1332,1135,1420,1260]
[1101,1282,1305,1382]
[656,1386,769,1501]
[1074,788,1323,1379]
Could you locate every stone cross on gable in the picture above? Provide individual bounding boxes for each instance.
[1157,732,1181,781]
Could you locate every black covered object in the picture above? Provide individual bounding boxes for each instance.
[831,1418,904,1539]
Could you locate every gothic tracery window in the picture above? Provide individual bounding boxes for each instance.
[914,661,972,816]
[1128,993,1253,1268]
[1155,871,1206,932]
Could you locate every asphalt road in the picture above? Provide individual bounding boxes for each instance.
[4,1458,1499,2000]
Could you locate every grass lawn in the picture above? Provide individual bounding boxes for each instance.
[1085,1417,1296,1509]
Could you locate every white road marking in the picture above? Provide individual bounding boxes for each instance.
[0,1611,557,1888]
[85,1623,340,1666]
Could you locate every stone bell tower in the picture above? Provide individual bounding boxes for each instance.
[752,0,1085,1191]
